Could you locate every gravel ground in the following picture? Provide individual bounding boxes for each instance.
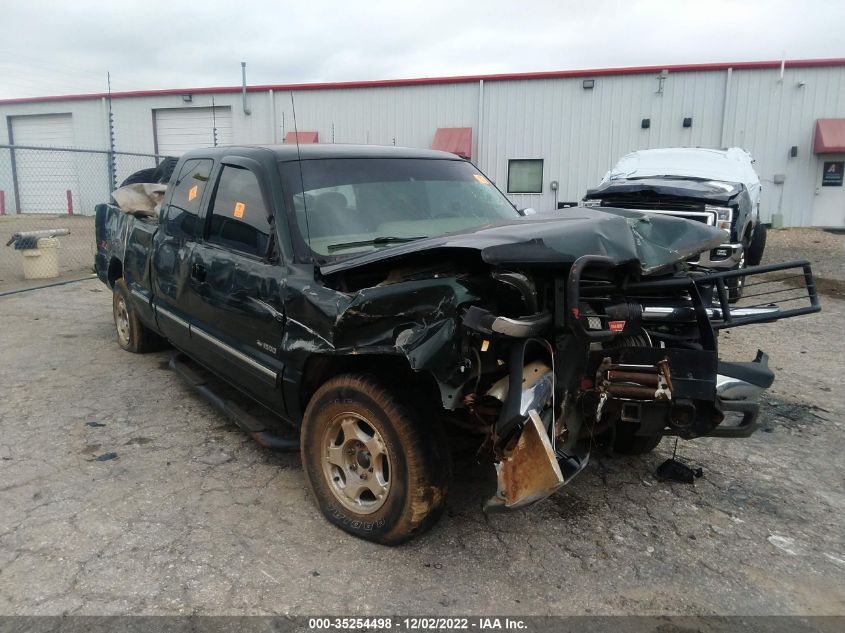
[762,228,845,298]
[0,229,843,616]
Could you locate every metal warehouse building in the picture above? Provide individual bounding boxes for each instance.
[1,58,844,226]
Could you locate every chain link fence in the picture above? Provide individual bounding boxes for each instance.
[0,145,165,293]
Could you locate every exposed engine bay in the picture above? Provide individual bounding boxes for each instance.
[299,208,822,511]
[437,256,818,509]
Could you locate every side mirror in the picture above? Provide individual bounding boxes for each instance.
[522,208,537,216]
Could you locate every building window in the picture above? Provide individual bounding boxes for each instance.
[507,159,543,194]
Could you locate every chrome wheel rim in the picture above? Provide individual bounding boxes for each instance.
[115,296,130,346]
[322,412,391,514]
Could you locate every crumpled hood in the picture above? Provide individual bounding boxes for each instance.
[320,207,726,276]
[585,177,743,204]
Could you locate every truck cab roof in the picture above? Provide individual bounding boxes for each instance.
[179,144,463,163]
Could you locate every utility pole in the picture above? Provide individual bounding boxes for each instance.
[107,72,117,190]
[212,95,219,147]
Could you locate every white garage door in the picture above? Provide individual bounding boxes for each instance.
[10,113,78,214]
[154,107,233,156]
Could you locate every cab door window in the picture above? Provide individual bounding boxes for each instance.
[207,165,271,257]
[163,159,213,239]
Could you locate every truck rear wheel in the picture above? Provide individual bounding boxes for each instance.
[112,279,159,353]
[301,374,450,545]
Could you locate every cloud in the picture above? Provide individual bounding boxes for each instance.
[1,0,843,99]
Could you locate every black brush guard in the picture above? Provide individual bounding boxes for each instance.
[566,257,821,340]
[565,256,820,439]
[478,257,818,511]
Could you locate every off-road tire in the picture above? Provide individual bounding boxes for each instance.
[119,168,158,188]
[612,422,662,455]
[112,279,160,353]
[301,374,450,545]
[152,156,179,185]
[117,157,178,188]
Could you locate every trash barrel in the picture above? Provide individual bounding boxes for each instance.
[21,237,60,280]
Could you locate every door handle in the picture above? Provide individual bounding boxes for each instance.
[190,263,207,282]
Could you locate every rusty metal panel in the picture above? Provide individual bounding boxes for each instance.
[499,411,564,509]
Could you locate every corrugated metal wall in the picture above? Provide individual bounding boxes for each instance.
[273,84,478,149]
[724,66,845,226]
[1,64,843,225]
[477,71,727,209]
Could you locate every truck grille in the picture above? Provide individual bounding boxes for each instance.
[603,203,715,225]
[605,200,701,212]
[657,211,715,225]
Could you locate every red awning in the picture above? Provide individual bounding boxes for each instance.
[814,119,845,153]
[283,131,319,144]
[431,127,472,158]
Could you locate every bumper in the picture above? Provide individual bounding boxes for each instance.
[483,345,774,510]
[709,351,774,438]
[691,242,743,269]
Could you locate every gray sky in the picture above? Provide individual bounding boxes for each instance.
[2,0,844,99]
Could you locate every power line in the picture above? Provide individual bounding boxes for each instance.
[0,65,104,85]
[0,73,103,92]
[0,49,106,78]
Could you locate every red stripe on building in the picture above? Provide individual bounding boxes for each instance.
[1,58,843,105]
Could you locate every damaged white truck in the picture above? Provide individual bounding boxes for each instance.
[584,147,768,301]
[96,145,821,544]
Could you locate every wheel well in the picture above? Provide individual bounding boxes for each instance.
[299,353,442,418]
[743,221,754,243]
[107,258,123,287]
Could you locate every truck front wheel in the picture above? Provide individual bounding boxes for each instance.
[112,279,160,353]
[301,374,450,545]
[746,223,767,267]
[612,421,663,455]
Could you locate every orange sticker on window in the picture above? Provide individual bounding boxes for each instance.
[188,185,199,201]
[473,173,490,185]
[233,202,246,218]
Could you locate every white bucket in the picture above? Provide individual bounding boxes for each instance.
[21,237,60,280]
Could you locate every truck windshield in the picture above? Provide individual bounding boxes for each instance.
[279,158,520,257]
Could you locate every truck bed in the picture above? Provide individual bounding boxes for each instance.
[94,203,159,292]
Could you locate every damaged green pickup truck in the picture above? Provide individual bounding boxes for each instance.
[95,145,820,544]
